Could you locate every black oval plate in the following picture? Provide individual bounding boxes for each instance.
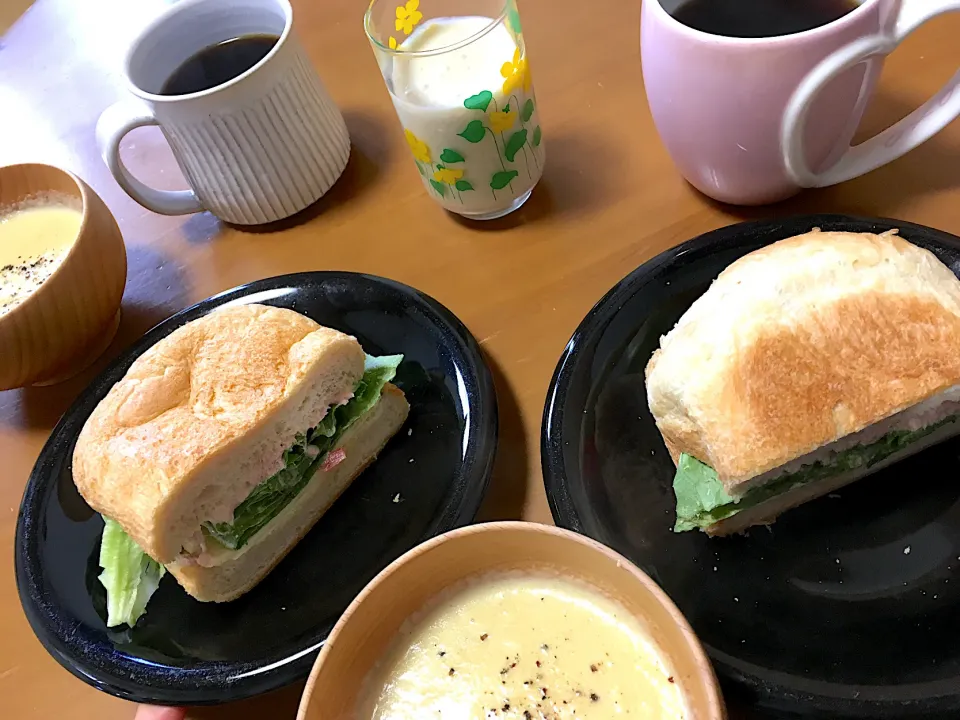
[542,215,960,719]
[16,272,497,705]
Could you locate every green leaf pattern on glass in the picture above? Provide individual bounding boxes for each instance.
[463,90,493,111]
[522,98,535,122]
[508,1,522,34]
[490,170,519,190]
[533,125,542,146]
[504,129,527,162]
[440,148,465,163]
[429,178,447,196]
[455,180,474,191]
[458,120,486,143]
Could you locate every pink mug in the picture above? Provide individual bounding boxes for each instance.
[641,0,960,205]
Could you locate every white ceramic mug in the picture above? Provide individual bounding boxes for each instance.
[96,0,350,225]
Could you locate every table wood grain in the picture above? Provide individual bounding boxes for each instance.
[2,1,960,717]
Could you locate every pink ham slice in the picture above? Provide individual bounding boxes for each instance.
[321,448,346,472]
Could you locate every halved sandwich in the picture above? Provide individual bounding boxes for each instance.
[645,229,960,536]
[73,304,409,625]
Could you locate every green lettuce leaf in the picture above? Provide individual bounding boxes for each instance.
[98,517,166,627]
[203,354,403,550]
[672,454,736,532]
[344,354,405,425]
[673,414,960,532]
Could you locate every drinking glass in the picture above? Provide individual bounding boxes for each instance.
[364,0,545,220]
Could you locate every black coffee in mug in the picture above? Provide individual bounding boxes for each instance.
[160,34,280,95]
[670,0,860,39]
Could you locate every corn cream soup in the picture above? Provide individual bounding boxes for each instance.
[0,201,81,316]
[362,573,687,719]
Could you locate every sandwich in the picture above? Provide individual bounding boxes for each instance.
[73,304,409,626]
[645,229,960,536]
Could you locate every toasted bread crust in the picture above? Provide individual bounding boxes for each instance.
[646,229,960,488]
[72,304,365,561]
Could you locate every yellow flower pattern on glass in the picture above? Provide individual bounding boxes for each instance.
[395,0,423,36]
[500,48,531,96]
[433,167,464,185]
[488,109,516,134]
[388,36,398,50]
[405,129,431,163]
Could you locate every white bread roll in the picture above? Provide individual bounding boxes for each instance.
[73,304,366,564]
[167,384,409,602]
[646,229,960,492]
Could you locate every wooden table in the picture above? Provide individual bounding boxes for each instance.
[2,0,960,717]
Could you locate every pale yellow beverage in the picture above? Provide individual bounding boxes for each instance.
[0,202,82,317]
[388,17,544,219]
[362,572,687,719]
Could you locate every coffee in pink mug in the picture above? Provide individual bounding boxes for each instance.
[641,0,960,205]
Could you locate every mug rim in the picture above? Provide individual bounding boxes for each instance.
[647,0,878,46]
[122,0,293,103]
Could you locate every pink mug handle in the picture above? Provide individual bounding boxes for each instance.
[782,0,960,188]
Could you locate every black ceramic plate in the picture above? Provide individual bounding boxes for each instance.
[542,215,960,719]
[16,272,497,705]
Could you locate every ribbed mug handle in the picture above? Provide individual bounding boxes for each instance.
[96,100,204,215]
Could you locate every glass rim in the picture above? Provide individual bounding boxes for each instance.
[363,0,510,58]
